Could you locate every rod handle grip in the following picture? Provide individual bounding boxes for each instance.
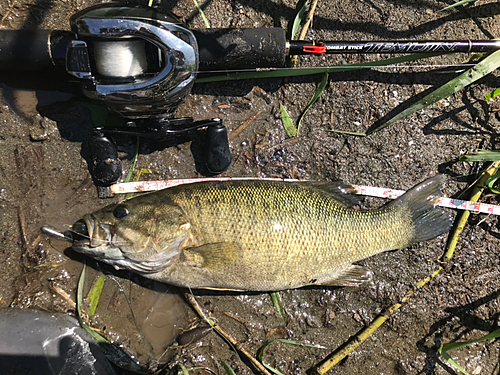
[193,28,287,70]
[0,30,74,71]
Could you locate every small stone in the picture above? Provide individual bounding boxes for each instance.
[29,115,58,141]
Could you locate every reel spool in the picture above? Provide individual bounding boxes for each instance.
[93,39,148,78]
[67,3,198,119]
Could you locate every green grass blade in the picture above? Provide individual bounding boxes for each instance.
[441,0,476,11]
[297,73,328,135]
[259,339,326,375]
[439,329,500,375]
[487,171,500,194]
[192,0,210,28]
[77,263,85,321]
[441,329,500,352]
[87,274,106,316]
[178,364,190,375]
[485,87,500,100]
[291,1,309,39]
[77,264,108,344]
[195,53,440,83]
[440,350,471,375]
[261,361,285,375]
[220,360,237,375]
[461,160,500,193]
[328,129,366,136]
[459,150,500,162]
[270,292,288,325]
[125,138,140,184]
[134,168,151,181]
[367,49,500,135]
[280,103,297,137]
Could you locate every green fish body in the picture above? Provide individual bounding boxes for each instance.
[72,176,452,291]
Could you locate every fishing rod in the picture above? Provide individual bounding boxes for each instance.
[2,2,498,193]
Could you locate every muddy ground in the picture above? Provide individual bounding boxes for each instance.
[1,0,500,374]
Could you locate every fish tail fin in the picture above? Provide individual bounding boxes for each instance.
[388,175,453,244]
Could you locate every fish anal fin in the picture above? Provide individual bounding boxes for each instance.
[318,265,372,287]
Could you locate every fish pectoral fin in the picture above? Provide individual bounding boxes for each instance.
[319,265,372,287]
[184,242,242,269]
[182,243,246,291]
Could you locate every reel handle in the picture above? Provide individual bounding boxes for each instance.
[205,122,232,174]
[86,130,122,198]
[89,118,233,195]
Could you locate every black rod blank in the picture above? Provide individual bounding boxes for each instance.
[288,40,500,55]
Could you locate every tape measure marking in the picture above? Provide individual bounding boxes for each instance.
[110,178,498,216]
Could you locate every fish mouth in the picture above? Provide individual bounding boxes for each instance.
[71,214,122,259]
[71,215,184,274]
[71,216,91,243]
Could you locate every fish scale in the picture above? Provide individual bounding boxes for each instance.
[175,182,399,254]
[72,176,453,291]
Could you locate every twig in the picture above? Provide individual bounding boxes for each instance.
[51,284,76,309]
[29,234,43,250]
[17,206,28,251]
[444,161,500,259]
[184,293,272,375]
[312,162,500,374]
[17,206,34,270]
[313,268,442,374]
[228,111,261,141]
[298,0,319,40]
[290,0,319,65]
[0,0,17,28]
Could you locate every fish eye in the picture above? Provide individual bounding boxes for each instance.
[113,205,129,219]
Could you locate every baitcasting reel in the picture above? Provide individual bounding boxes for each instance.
[68,3,231,191]
[8,2,290,191]
[0,3,256,191]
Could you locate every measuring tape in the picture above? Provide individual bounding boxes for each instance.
[110,177,500,216]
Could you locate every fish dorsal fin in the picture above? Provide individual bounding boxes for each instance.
[318,265,372,287]
[300,181,361,208]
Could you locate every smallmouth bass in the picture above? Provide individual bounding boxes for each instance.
[72,176,453,291]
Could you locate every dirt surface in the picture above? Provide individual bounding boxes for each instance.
[1,0,500,374]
